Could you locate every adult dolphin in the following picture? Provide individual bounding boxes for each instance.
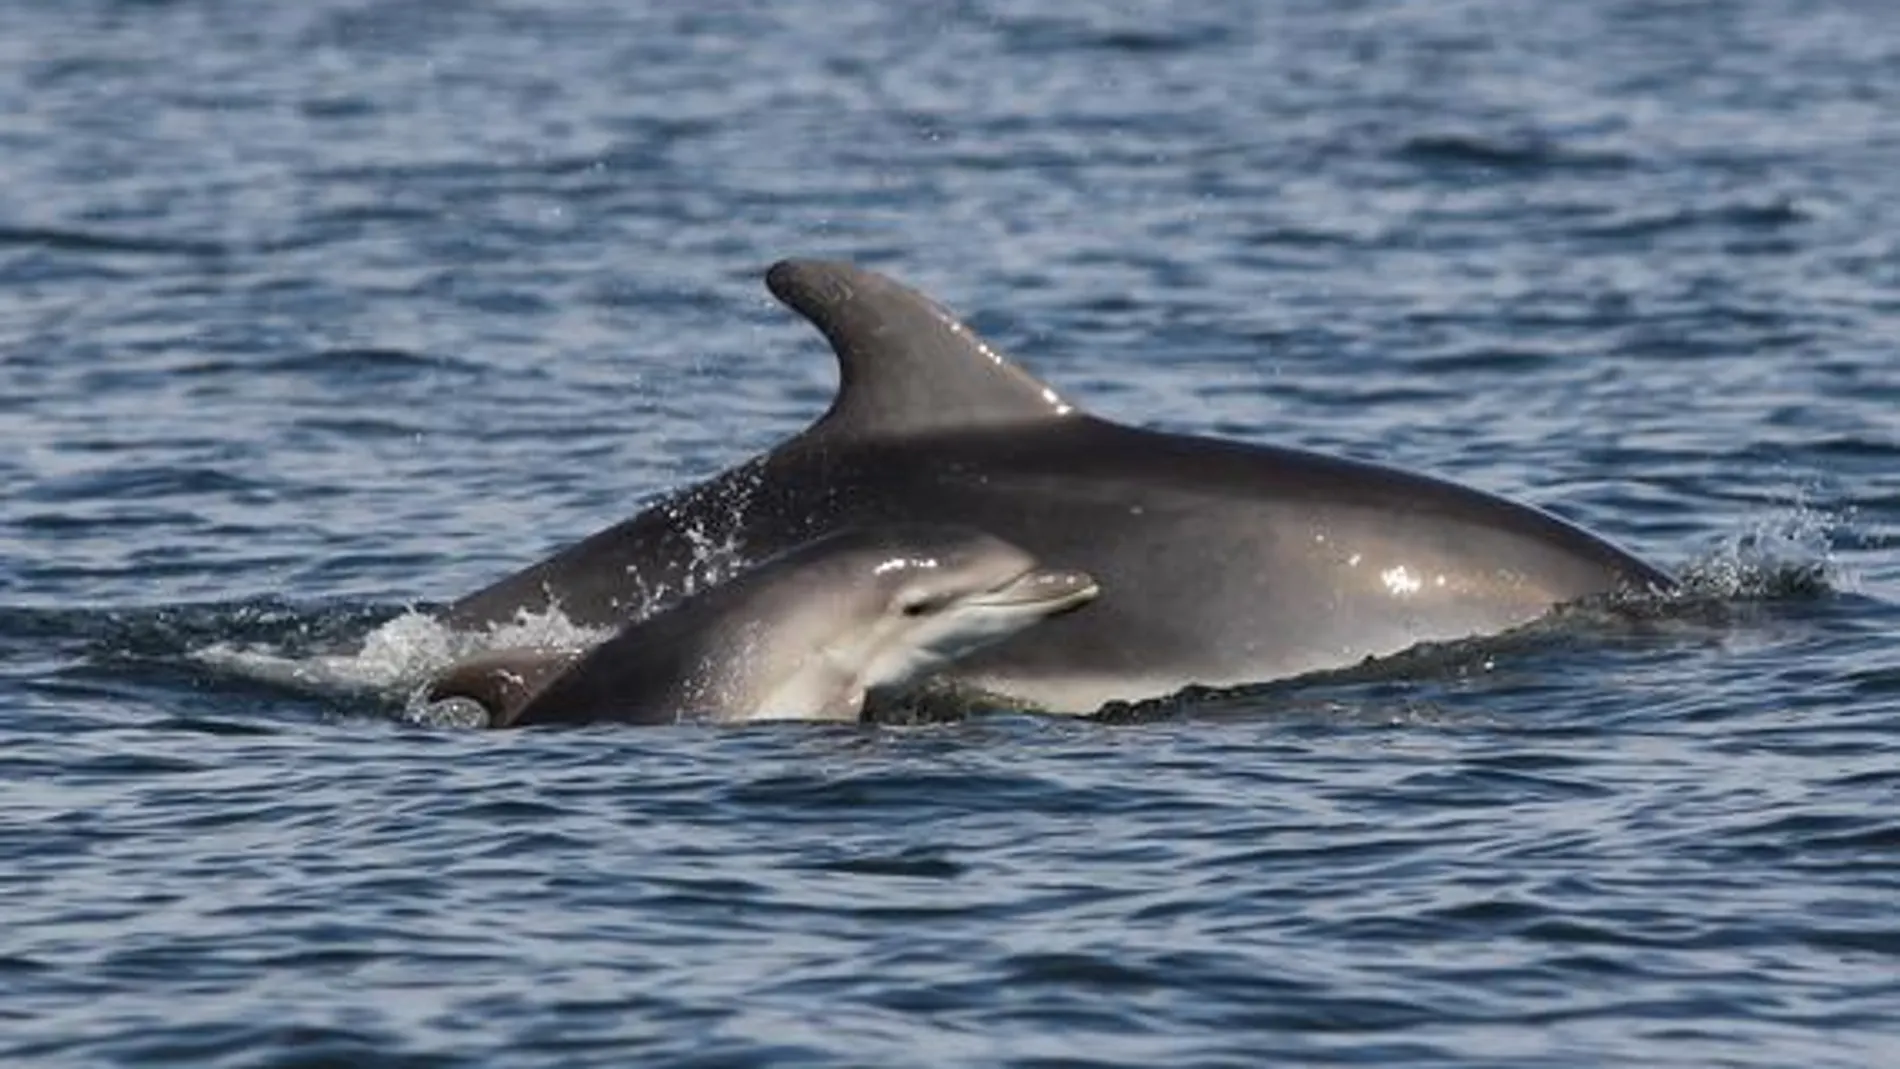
[426,525,1097,728]
[444,260,1673,713]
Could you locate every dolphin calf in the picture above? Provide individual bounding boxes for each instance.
[445,260,1673,713]
[426,525,1098,728]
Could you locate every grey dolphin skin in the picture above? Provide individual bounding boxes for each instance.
[445,260,1674,714]
[422,646,582,728]
[428,525,1098,728]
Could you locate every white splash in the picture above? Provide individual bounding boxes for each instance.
[192,605,612,704]
[1678,502,1843,599]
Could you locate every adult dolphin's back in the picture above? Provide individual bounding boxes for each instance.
[445,260,1673,712]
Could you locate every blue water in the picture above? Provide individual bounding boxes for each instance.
[4,1,1898,1065]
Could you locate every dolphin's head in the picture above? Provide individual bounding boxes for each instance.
[812,525,1099,703]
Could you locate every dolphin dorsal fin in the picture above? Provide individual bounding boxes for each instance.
[765,260,1074,439]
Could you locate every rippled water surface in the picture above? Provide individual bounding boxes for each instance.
[4,1,1898,1066]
